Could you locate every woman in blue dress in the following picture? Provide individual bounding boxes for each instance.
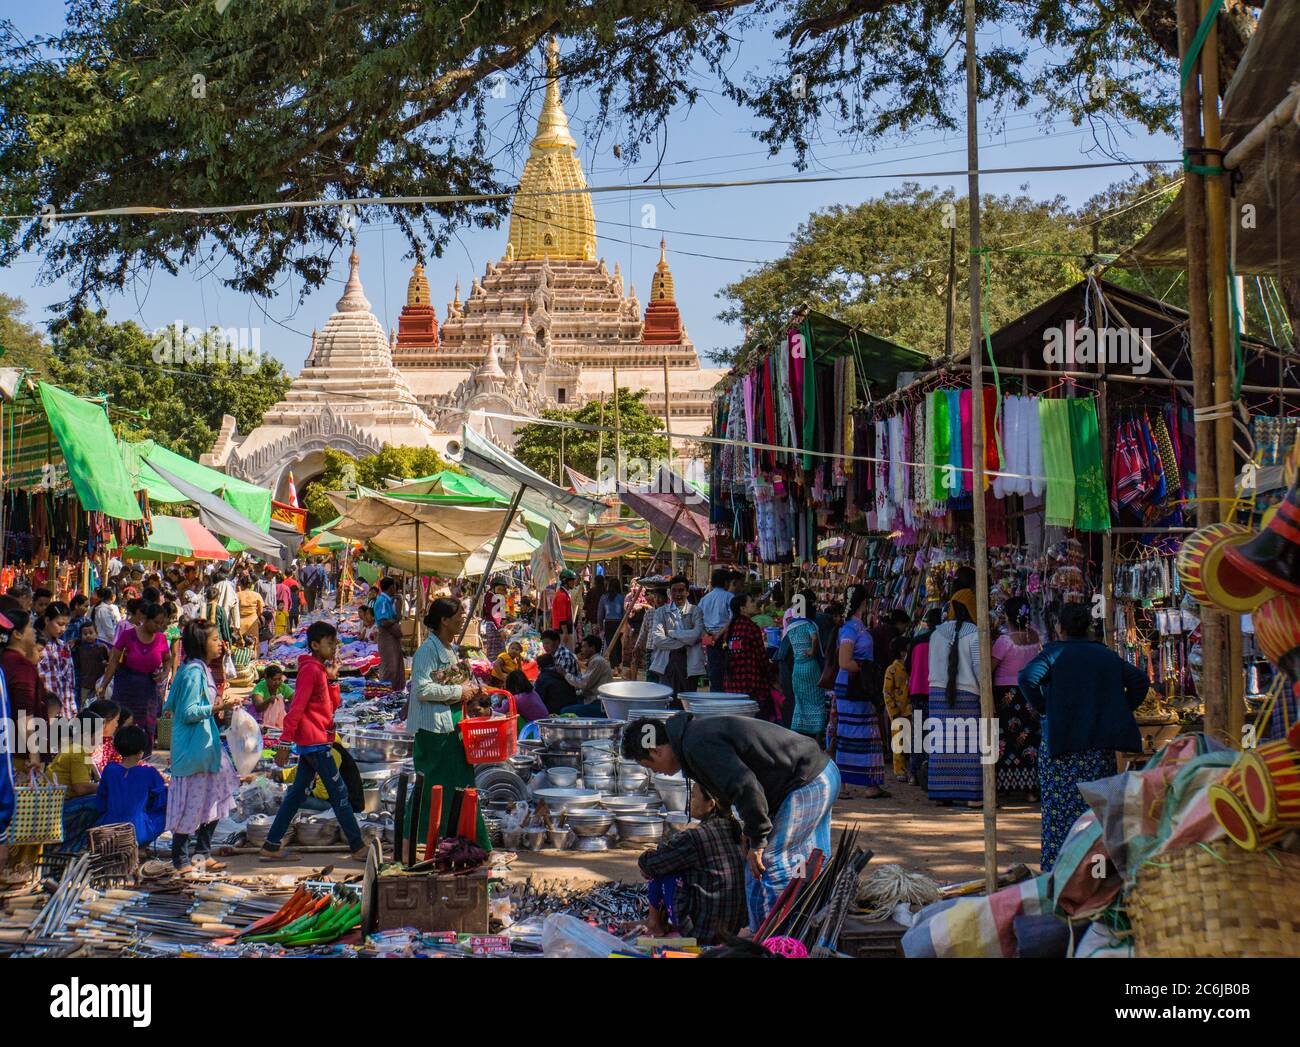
[830,585,888,796]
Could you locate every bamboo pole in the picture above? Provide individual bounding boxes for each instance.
[1179,0,1227,736]
[964,0,998,896]
[1198,0,1244,741]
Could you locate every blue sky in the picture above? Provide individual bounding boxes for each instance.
[0,5,1181,372]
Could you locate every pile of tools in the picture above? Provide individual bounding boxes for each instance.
[507,880,648,926]
[755,828,873,955]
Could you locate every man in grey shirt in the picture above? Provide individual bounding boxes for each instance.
[562,634,615,715]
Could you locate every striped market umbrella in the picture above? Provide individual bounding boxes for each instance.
[559,519,652,562]
[125,514,230,561]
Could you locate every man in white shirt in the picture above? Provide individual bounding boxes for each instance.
[563,634,615,715]
[648,574,705,695]
[699,567,736,691]
[92,587,123,644]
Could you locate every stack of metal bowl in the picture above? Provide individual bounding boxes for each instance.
[564,809,615,851]
[599,794,663,815]
[338,726,415,763]
[545,766,579,788]
[653,773,690,813]
[614,813,665,846]
[617,759,651,795]
[535,717,623,752]
[532,787,601,815]
[677,692,761,717]
[597,680,674,721]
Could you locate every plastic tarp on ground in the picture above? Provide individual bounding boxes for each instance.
[325,486,514,576]
[617,464,710,556]
[36,382,142,520]
[125,514,229,561]
[447,424,604,530]
[121,441,273,530]
[148,460,284,558]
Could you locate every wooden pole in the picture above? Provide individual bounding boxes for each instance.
[1178,0,1226,737]
[1198,0,1244,742]
[415,520,423,645]
[964,0,998,896]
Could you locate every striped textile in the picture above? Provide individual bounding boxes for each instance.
[926,685,984,802]
[559,520,651,561]
[744,761,841,932]
[831,678,885,787]
[4,394,68,491]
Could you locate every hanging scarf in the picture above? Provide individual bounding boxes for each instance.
[947,389,964,497]
[930,390,950,503]
[1068,397,1109,532]
[1039,398,1076,528]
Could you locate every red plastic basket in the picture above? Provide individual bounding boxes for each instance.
[459,691,518,764]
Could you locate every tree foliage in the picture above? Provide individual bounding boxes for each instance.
[0,1,1260,311]
[512,388,669,482]
[0,293,47,374]
[715,172,1190,360]
[39,309,290,460]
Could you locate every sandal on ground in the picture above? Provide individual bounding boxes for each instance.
[258,845,300,862]
[195,857,227,872]
[347,847,370,861]
[863,788,892,799]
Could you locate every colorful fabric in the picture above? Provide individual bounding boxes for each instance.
[882,660,910,777]
[1068,398,1109,531]
[930,391,950,502]
[165,748,239,835]
[1038,398,1075,527]
[926,685,983,802]
[744,761,840,931]
[1038,737,1114,870]
[994,684,1039,794]
[786,619,828,737]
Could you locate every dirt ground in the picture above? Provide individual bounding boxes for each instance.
[208,782,1042,886]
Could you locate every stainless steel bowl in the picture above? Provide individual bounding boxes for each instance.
[653,774,690,813]
[545,766,579,788]
[532,787,601,814]
[294,815,341,847]
[599,794,663,813]
[583,773,616,793]
[615,813,665,842]
[535,718,624,752]
[507,754,538,776]
[539,749,582,770]
[563,810,616,836]
[547,828,573,850]
[679,697,760,717]
[339,726,415,762]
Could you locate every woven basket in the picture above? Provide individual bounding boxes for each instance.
[155,714,173,750]
[1129,840,1300,957]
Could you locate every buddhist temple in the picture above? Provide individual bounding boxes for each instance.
[207,37,723,497]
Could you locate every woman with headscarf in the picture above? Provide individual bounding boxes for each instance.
[990,596,1043,799]
[829,585,889,798]
[927,596,983,808]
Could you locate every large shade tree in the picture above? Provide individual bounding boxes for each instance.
[0,1,1263,312]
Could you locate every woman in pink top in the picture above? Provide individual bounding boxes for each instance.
[989,596,1042,799]
[98,602,174,756]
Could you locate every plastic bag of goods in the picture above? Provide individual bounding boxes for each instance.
[227,706,265,775]
[541,914,638,959]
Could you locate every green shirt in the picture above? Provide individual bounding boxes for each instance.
[250,679,294,710]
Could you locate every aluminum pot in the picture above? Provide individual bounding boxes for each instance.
[583,773,616,793]
[599,794,663,814]
[532,787,601,814]
[535,718,624,753]
[340,727,415,762]
[522,827,549,850]
[615,813,665,842]
[564,810,616,837]
[294,815,341,847]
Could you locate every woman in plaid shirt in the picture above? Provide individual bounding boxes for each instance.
[638,781,746,944]
[36,603,77,719]
[721,594,776,720]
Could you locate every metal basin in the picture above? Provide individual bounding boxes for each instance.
[599,794,663,814]
[598,681,674,721]
[563,810,615,837]
[535,718,624,752]
[339,726,415,762]
[532,787,601,814]
[545,766,579,788]
[539,749,582,770]
[679,696,760,717]
[583,773,616,793]
[615,813,665,842]
[294,815,341,847]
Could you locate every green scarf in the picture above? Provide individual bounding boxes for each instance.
[930,390,951,502]
[1039,398,1075,527]
[1069,398,1110,532]
[801,319,816,470]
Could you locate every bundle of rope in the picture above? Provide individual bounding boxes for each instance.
[856,864,941,921]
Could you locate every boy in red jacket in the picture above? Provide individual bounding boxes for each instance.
[258,621,368,862]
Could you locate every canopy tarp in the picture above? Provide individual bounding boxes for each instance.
[383,472,551,541]
[126,514,229,561]
[617,464,710,556]
[560,519,653,561]
[37,382,142,520]
[124,441,272,530]
[530,523,566,590]
[4,385,67,491]
[367,531,537,576]
[448,424,604,530]
[1124,0,1300,278]
[324,486,513,575]
[148,460,284,558]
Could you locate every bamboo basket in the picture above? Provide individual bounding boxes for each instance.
[1128,840,1300,957]
[155,714,173,750]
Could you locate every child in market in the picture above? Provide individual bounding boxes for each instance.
[491,640,524,684]
[95,725,168,846]
[76,621,111,707]
[636,781,747,945]
[882,636,912,783]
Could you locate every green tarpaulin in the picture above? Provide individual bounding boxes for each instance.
[37,382,142,521]
[137,441,272,531]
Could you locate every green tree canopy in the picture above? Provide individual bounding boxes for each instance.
[0,2,1259,310]
[512,388,669,483]
[0,293,47,374]
[42,309,291,461]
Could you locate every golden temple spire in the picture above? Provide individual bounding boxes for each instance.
[407,262,431,306]
[506,36,596,262]
[650,237,675,301]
